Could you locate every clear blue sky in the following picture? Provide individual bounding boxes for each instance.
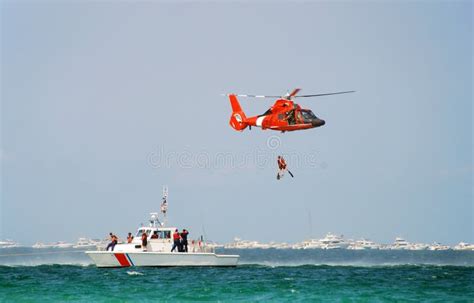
[1,1,472,245]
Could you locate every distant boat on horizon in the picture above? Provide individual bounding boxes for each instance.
[0,239,20,249]
[32,241,74,249]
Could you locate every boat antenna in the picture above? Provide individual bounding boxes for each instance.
[160,185,168,226]
[201,224,208,242]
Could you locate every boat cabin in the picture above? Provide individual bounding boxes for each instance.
[134,227,173,242]
[106,212,207,253]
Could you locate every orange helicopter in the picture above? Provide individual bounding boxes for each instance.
[226,88,354,132]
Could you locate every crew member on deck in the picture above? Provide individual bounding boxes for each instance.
[141,232,148,251]
[181,229,189,252]
[151,231,159,239]
[171,229,180,252]
[106,232,118,251]
[127,232,134,243]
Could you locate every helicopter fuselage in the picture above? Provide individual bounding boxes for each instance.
[229,96,325,132]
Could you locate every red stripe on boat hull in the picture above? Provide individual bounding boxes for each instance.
[114,253,131,267]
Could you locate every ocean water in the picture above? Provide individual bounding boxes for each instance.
[1,248,473,302]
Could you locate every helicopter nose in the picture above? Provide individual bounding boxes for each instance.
[312,119,326,127]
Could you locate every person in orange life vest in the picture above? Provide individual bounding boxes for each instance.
[171,229,180,252]
[277,156,286,180]
[141,232,148,251]
[278,156,287,170]
[277,155,293,179]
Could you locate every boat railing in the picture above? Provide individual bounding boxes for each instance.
[190,241,215,253]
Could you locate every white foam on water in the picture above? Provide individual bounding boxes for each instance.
[0,248,93,267]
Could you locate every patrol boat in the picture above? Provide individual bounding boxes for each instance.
[86,187,239,267]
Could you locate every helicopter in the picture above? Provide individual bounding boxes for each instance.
[225,88,355,132]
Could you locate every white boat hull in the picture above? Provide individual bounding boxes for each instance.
[86,251,239,268]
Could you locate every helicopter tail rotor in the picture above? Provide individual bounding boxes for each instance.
[228,94,249,131]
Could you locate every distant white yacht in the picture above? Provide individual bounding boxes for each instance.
[319,233,348,249]
[299,239,323,249]
[271,242,291,249]
[73,238,103,249]
[0,239,20,248]
[32,241,74,249]
[390,237,410,250]
[347,239,380,250]
[32,242,55,249]
[407,243,429,250]
[55,241,74,248]
[224,238,271,249]
[224,238,291,249]
[293,233,349,250]
[204,241,225,250]
[453,242,474,251]
[428,242,450,251]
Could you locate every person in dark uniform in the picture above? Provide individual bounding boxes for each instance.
[181,229,189,252]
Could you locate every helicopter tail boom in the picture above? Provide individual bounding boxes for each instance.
[229,94,248,131]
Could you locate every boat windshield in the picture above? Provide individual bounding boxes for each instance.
[158,230,171,239]
[135,229,152,238]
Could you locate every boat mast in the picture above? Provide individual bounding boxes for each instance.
[149,185,168,228]
[160,185,168,226]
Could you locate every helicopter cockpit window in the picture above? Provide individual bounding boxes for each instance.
[301,110,317,122]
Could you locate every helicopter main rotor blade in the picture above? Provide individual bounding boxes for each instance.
[222,90,355,99]
[295,91,356,98]
[222,94,281,98]
[237,94,282,98]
